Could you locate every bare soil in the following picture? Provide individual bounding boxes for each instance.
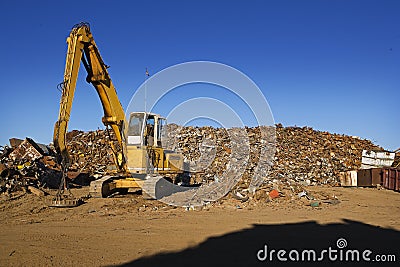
[1,186,399,266]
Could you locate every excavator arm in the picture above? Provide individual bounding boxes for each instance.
[53,23,127,173]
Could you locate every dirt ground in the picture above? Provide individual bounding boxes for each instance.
[1,186,399,267]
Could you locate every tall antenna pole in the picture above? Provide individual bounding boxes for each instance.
[145,67,150,112]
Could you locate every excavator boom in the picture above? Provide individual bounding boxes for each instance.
[53,23,127,173]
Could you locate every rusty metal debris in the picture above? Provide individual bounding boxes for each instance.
[392,149,400,168]
[65,130,117,175]
[0,138,60,195]
[165,124,383,189]
[0,130,119,196]
[0,124,398,205]
[9,138,48,162]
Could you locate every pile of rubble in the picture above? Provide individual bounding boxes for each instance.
[65,130,116,174]
[0,124,389,201]
[393,151,400,168]
[160,124,386,206]
[0,130,118,195]
[271,124,382,183]
[0,138,60,194]
[165,124,382,188]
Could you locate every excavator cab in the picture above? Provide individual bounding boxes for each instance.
[125,112,184,177]
[127,112,165,148]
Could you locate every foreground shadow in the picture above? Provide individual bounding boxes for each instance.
[117,219,400,267]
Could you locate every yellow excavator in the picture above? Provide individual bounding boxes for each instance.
[52,22,186,205]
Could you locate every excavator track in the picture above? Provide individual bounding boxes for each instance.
[89,175,163,199]
[89,175,114,198]
[89,174,192,199]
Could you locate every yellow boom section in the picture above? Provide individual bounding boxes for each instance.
[53,23,127,173]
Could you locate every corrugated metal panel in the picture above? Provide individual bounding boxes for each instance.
[357,169,372,186]
[382,168,399,190]
[389,169,397,190]
[361,150,395,169]
[357,168,382,186]
[383,169,390,189]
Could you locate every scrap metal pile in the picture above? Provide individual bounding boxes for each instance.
[0,130,118,195]
[271,124,383,184]
[393,151,400,169]
[165,124,383,189]
[0,138,60,194]
[159,124,386,206]
[65,130,116,174]
[0,124,391,200]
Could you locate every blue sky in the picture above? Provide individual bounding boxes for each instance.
[0,0,399,150]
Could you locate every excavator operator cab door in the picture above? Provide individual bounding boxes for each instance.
[157,117,166,147]
[144,116,155,146]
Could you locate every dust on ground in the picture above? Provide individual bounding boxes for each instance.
[1,186,399,266]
